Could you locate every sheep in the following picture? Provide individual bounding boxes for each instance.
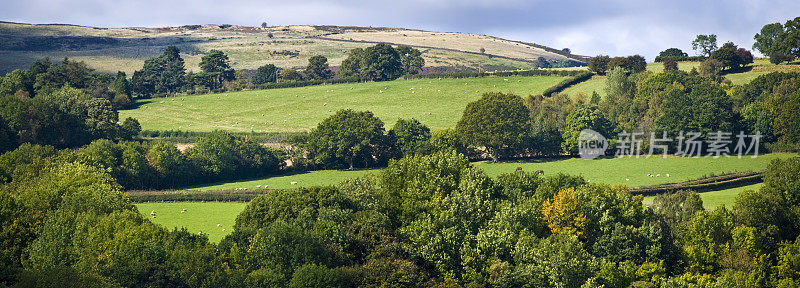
[290,181,298,185]
[222,229,226,232]
[626,178,630,181]
[666,174,670,177]
[656,174,661,177]
[264,185,269,188]
[217,224,221,227]
[257,185,261,188]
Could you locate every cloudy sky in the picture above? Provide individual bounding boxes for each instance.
[2,0,798,59]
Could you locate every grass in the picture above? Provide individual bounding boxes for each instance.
[642,183,764,210]
[188,153,793,191]
[119,75,567,132]
[135,202,247,243]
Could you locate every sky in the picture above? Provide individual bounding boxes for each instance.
[2,0,798,59]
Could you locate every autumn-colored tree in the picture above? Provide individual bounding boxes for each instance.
[541,188,587,237]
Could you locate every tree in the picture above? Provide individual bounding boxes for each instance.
[662,58,679,72]
[588,55,611,75]
[279,68,304,81]
[764,79,800,146]
[699,59,723,77]
[770,51,796,64]
[535,56,551,68]
[304,55,333,80]
[199,50,235,90]
[561,105,613,155]
[692,34,718,57]
[252,64,279,85]
[131,46,187,97]
[261,22,268,28]
[338,48,365,79]
[775,16,800,58]
[390,118,431,157]
[456,92,530,162]
[112,71,131,97]
[626,55,647,73]
[361,43,404,81]
[119,117,141,140]
[711,42,752,70]
[754,22,785,57]
[306,109,389,169]
[657,48,688,61]
[396,46,424,75]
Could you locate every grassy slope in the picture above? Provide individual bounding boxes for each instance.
[190,153,793,191]
[135,202,247,243]
[119,75,566,132]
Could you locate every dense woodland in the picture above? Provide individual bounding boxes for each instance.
[1,17,800,288]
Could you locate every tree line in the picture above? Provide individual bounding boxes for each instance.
[130,43,425,98]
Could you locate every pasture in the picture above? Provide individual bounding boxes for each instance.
[135,202,247,243]
[119,75,567,132]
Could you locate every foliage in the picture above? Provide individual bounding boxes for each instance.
[390,118,431,157]
[304,55,333,80]
[306,109,391,169]
[692,34,718,57]
[131,46,187,97]
[456,92,531,162]
[251,64,279,85]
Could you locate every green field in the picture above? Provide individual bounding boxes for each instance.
[135,202,247,243]
[643,183,764,210]
[119,75,567,132]
[190,153,793,191]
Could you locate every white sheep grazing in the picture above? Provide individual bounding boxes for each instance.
[290,181,298,185]
[257,185,261,188]
[222,229,226,232]
[656,174,661,177]
[626,178,630,181]
[217,224,221,227]
[666,174,670,177]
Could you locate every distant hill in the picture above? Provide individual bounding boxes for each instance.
[0,21,587,75]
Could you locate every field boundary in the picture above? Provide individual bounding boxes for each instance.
[629,171,764,196]
[126,189,270,203]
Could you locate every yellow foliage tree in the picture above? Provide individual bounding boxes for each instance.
[541,188,587,237]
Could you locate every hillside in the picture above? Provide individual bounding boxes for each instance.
[119,75,567,132]
[0,22,587,75]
